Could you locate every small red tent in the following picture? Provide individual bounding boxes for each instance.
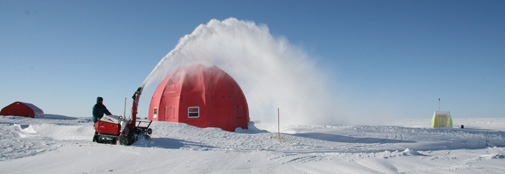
[148,64,249,132]
[0,101,44,118]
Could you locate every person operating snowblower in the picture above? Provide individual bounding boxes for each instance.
[92,97,112,123]
[92,88,153,145]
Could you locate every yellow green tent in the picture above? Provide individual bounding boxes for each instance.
[432,111,453,128]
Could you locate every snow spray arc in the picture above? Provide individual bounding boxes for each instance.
[141,18,339,125]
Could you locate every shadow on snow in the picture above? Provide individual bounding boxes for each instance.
[293,132,415,144]
[133,137,216,150]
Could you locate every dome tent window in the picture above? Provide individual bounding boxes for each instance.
[153,107,158,118]
[188,106,200,118]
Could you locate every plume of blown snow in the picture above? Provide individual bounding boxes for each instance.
[142,18,342,125]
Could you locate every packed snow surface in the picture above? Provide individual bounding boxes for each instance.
[0,115,504,173]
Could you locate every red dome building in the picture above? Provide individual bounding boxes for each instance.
[0,101,44,118]
[148,64,249,132]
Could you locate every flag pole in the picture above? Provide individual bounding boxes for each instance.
[124,97,127,118]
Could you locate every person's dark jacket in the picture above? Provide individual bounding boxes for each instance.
[92,103,111,123]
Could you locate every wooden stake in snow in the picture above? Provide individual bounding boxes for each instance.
[272,107,285,141]
[277,108,280,137]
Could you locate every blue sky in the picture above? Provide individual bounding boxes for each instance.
[1,0,504,120]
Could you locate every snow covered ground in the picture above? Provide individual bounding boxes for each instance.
[0,115,504,173]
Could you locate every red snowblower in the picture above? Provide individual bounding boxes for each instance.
[93,87,152,145]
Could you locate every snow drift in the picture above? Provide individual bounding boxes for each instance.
[1,116,504,173]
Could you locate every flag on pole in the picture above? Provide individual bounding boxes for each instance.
[438,98,441,111]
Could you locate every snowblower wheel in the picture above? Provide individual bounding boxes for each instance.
[119,133,135,145]
[119,127,135,145]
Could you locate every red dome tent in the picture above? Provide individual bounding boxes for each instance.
[148,64,249,132]
[0,101,44,118]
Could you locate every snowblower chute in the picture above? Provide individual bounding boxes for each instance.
[93,87,153,145]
